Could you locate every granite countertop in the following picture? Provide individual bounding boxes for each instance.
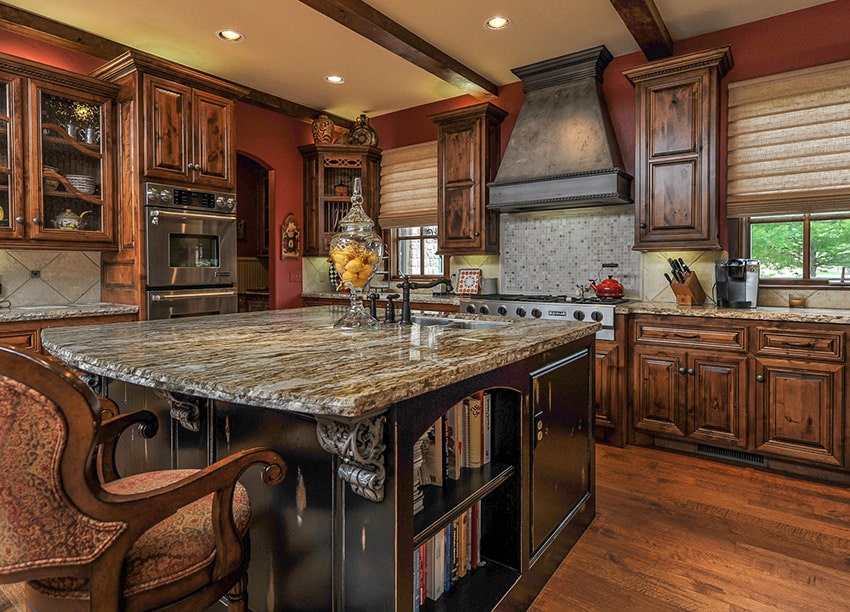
[303,291,459,307]
[619,301,850,324]
[41,306,598,419]
[0,302,139,323]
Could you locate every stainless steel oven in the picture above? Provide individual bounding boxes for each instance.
[144,183,238,319]
[147,287,238,319]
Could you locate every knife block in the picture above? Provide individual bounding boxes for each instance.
[671,272,707,306]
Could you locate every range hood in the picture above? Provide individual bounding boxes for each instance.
[488,46,632,212]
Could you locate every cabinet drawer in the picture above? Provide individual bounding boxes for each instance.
[634,321,746,350]
[755,328,844,361]
[0,328,40,352]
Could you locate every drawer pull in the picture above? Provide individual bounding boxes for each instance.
[777,339,817,348]
[673,332,700,339]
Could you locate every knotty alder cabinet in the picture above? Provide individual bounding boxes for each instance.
[624,47,733,251]
[299,144,381,256]
[143,75,236,190]
[630,314,848,482]
[429,102,507,255]
[0,51,119,248]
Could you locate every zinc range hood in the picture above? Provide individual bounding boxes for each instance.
[488,46,632,212]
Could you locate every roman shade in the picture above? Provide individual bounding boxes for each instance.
[378,141,438,228]
[726,59,850,218]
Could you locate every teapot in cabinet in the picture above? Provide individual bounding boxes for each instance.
[52,209,91,230]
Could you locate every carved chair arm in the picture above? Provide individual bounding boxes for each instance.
[95,410,159,483]
[94,447,286,547]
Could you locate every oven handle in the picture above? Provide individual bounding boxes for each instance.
[148,208,235,224]
[150,289,237,302]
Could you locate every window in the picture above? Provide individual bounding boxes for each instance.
[394,225,442,277]
[747,212,850,281]
[728,60,850,285]
[378,142,443,279]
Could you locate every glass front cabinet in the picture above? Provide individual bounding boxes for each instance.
[0,52,118,247]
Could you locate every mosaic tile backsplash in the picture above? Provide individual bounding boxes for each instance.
[499,205,641,297]
[0,249,101,306]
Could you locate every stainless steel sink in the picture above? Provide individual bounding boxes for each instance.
[411,315,509,330]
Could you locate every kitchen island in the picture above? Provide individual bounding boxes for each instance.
[41,307,599,612]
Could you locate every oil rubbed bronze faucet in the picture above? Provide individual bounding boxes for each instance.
[396,275,453,325]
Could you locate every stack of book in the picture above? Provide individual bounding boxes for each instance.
[414,500,483,607]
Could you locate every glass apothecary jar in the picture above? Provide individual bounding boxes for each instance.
[328,178,384,329]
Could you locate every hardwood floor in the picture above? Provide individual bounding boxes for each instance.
[4,444,849,610]
[530,445,850,611]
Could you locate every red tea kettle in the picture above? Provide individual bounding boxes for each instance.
[589,275,624,298]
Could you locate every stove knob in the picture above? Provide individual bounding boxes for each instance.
[465,304,476,313]
[573,311,585,321]
[531,308,542,318]
[480,305,490,315]
[497,305,507,316]
[516,307,526,317]
[591,311,604,322]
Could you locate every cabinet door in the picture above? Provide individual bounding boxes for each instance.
[637,75,712,247]
[754,358,844,466]
[192,90,234,189]
[29,81,114,244]
[437,121,481,251]
[0,71,23,240]
[144,75,190,182]
[594,340,625,445]
[688,352,748,447]
[633,348,687,437]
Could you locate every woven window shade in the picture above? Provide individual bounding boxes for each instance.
[378,141,438,228]
[727,59,850,218]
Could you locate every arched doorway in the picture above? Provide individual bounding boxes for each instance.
[236,152,271,311]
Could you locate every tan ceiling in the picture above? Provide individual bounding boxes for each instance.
[0,0,835,121]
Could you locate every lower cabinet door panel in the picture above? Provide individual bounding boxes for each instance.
[754,358,844,466]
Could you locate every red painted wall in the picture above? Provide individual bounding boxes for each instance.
[235,102,311,309]
[0,29,103,73]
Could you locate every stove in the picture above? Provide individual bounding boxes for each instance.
[459,293,628,340]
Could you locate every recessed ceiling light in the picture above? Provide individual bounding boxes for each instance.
[485,16,511,30]
[325,75,345,85]
[217,29,244,42]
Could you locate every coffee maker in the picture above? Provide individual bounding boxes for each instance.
[715,259,760,308]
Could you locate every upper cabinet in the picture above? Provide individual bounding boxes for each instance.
[0,52,119,248]
[429,102,507,255]
[624,47,733,251]
[93,50,245,193]
[143,75,235,190]
[299,144,381,256]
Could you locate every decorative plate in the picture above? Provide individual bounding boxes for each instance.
[456,268,482,295]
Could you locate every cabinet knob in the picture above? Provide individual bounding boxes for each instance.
[32,217,41,225]
[755,375,765,383]
[474,231,480,237]
[678,367,687,375]
[687,368,695,375]
[639,223,647,229]
[14,216,24,224]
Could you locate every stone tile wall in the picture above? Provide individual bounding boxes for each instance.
[0,249,101,306]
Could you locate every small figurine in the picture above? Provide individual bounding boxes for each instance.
[281,214,300,259]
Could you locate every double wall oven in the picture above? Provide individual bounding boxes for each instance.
[144,183,238,319]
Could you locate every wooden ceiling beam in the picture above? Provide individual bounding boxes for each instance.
[609,0,674,61]
[298,0,499,98]
[0,2,341,125]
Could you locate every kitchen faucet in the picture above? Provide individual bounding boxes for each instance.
[396,275,453,325]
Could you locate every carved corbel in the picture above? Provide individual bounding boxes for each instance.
[315,414,386,502]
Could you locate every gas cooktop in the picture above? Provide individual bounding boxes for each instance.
[472,293,630,305]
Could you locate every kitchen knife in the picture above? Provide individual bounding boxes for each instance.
[678,258,691,274]
[664,272,673,285]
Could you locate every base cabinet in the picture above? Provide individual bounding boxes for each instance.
[630,314,849,481]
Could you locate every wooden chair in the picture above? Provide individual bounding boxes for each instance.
[0,346,286,611]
